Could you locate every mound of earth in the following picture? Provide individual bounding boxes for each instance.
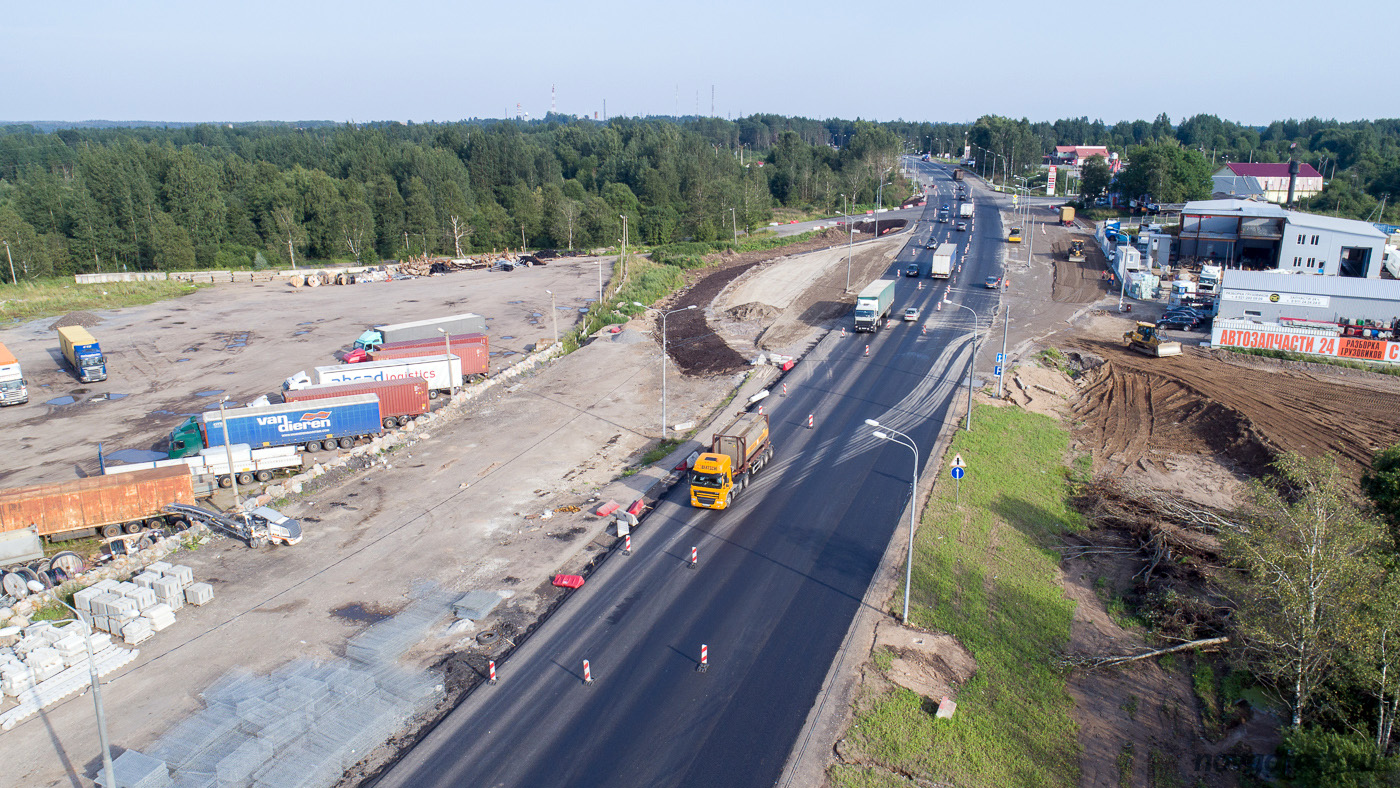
[51,311,102,329]
[873,619,976,702]
[726,302,779,323]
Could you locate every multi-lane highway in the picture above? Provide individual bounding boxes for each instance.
[374,160,1005,788]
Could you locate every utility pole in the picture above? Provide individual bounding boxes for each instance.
[2,240,15,285]
[997,307,1009,398]
[731,208,737,242]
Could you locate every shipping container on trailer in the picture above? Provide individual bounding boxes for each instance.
[370,343,488,378]
[354,314,487,350]
[0,465,194,541]
[285,354,463,395]
[283,378,430,428]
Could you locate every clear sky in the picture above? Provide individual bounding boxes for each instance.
[3,0,1385,126]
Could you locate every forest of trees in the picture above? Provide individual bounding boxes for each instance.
[1,112,1398,280]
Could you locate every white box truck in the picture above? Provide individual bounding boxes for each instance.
[854,280,896,332]
[958,202,974,219]
[284,354,463,397]
[929,245,953,279]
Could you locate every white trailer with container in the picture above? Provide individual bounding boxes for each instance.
[103,444,304,489]
[283,354,463,397]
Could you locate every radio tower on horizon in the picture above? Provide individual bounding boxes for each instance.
[551,84,556,116]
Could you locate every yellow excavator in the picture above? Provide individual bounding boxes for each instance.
[1124,322,1182,357]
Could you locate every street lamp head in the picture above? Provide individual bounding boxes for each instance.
[633,301,644,308]
[685,305,696,310]
[438,327,447,334]
[864,418,881,427]
[873,431,889,441]
[546,289,553,296]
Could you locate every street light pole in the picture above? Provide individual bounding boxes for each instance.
[218,397,241,514]
[639,304,696,436]
[619,215,628,282]
[545,290,558,345]
[944,301,980,431]
[53,598,117,788]
[2,240,15,285]
[841,194,852,293]
[864,419,918,625]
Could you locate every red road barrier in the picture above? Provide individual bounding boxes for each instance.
[627,499,645,516]
[595,500,620,517]
[624,534,631,555]
[781,383,787,397]
[489,661,497,684]
[781,360,794,371]
[864,345,870,356]
[698,644,709,673]
[553,574,585,589]
[690,546,698,568]
[807,414,814,429]
[583,660,593,684]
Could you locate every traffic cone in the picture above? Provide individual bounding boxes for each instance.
[807,413,814,429]
[841,326,846,337]
[864,345,870,356]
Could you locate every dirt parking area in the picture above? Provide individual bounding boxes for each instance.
[0,258,609,489]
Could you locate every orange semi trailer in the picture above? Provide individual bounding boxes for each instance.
[0,465,195,542]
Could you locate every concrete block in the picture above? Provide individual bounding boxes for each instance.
[185,583,213,606]
[121,621,152,645]
[129,587,158,611]
[133,572,161,590]
[74,586,102,613]
[166,565,194,588]
[146,561,173,576]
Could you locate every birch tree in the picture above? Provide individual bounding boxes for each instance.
[1222,452,1384,727]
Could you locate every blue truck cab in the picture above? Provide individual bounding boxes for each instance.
[57,325,106,383]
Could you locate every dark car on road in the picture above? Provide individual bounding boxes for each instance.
[1156,314,1201,331]
[985,276,1002,289]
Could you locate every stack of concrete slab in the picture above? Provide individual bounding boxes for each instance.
[147,586,454,788]
[153,576,185,611]
[144,603,177,632]
[0,620,136,731]
[93,749,173,788]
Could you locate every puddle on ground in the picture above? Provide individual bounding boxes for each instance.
[195,390,225,397]
[508,300,524,305]
[176,358,191,363]
[330,603,394,624]
[44,396,76,406]
[150,410,177,416]
[500,336,515,340]
[529,320,539,325]
[297,321,315,326]
[293,330,311,336]
[577,307,589,313]
[108,393,129,399]
[556,305,573,311]
[104,448,166,463]
[531,312,542,318]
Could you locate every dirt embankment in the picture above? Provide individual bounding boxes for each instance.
[1069,339,1400,485]
[661,228,875,376]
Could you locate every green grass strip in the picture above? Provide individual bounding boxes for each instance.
[839,404,1082,788]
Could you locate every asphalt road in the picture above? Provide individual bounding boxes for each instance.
[373,159,1005,788]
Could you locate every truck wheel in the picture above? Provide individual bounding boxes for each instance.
[305,440,321,452]
[237,472,255,486]
[428,390,440,400]
[255,470,273,483]
[219,475,233,488]
[320,439,338,452]
[124,521,144,534]
[101,523,122,539]
[338,437,354,449]
[383,416,397,429]
[724,492,733,508]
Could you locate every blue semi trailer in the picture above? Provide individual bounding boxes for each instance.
[168,394,383,457]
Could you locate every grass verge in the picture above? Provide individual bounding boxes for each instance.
[0,278,209,324]
[836,404,1082,787]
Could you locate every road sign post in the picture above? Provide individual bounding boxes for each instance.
[950,454,967,507]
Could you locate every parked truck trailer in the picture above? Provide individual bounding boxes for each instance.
[0,342,28,406]
[689,412,773,510]
[0,465,195,543]
[284,355,463,396]
[371,344,488,379]
[953,169,964,181]
[283,378,430,428]
[929,245,953,279]
[354,313,487,351]
[105,444,304,489]
[168,394,383,457]
[57,325,106,383]
[854,279,897,332]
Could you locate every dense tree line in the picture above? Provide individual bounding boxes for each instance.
[0,117,907,278]
[2,112,1398,279]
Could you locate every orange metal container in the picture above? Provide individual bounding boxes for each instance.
[0,465,194,539]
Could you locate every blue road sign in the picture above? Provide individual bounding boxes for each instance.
[950,467,965,480]
[996,353,1004,363]
[994,365,1003,376]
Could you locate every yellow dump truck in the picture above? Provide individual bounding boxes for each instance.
[689,412,773,510]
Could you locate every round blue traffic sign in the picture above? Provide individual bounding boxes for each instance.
[950,467,965,480]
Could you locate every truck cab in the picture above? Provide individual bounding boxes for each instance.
[57,326,106,383]
[0,343,27,406]
[168,417,207,458]
[354,329,386,351]
[689,454,737,509]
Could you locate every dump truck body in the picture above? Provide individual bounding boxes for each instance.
[354,313,486,350]
[0,465,194,541]
[690,412,772,510]
[854,279,896,332]
[57,325,106,383]
[1124,322,1183,357]
[1059,206,1075,225]
[0,342,27,406]
[283,378,430,427]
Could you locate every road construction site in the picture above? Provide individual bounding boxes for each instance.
[0,230,904,787]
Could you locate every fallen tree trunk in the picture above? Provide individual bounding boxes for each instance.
[1062,636,1229,670]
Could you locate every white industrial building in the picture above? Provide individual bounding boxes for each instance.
[1178,199,1388,278]
[1217,270,1400,327]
